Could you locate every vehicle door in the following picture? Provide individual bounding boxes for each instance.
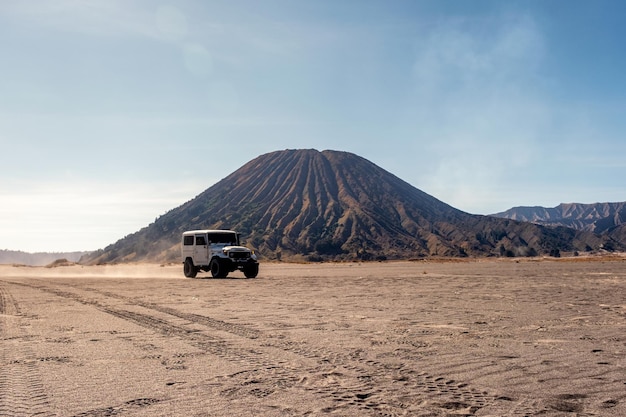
[194,234,209,265]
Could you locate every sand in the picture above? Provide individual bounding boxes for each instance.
[1,258,625,416]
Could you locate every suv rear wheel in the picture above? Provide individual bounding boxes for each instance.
[184,258,197,278]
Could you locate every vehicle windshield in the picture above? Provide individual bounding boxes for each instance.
[208,233,238,245]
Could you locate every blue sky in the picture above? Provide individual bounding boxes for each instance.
[1,1,625,253]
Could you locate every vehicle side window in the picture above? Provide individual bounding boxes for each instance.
[196,235,207,246]
[183,236,194,246]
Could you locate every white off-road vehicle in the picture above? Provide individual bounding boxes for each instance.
[181,230,259,278]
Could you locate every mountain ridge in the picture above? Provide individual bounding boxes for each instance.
[81,149,620,264]
[0,250,90,266]
[492,202,626,233]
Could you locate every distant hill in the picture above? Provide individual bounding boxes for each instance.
[607,224,626,249]
[492,202,626,234]
[0,250,91,266]
[81,149,619,264]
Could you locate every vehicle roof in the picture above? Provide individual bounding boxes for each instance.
[182,229,236,236]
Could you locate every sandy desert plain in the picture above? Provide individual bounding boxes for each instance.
[1,256,625,417]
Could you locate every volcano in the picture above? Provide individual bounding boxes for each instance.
[82,149,612,264]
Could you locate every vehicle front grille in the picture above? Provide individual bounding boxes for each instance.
[229,252,250,260]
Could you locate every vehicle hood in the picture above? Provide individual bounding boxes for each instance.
[222,246,251,252]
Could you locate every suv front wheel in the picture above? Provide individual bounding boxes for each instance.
[244,263,259,278]
[210,258,228,278]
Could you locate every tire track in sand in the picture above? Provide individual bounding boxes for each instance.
[63,281,500,416]
[10,281,303,401]
[0,281,55,417]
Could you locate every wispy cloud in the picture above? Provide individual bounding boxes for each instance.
[1,0,160,39]
[402,13,551,213]
[412,14,544,92]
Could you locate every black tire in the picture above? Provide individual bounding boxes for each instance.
[244,263,259,278]
[210,258,228,278]
[184,258,197,278]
